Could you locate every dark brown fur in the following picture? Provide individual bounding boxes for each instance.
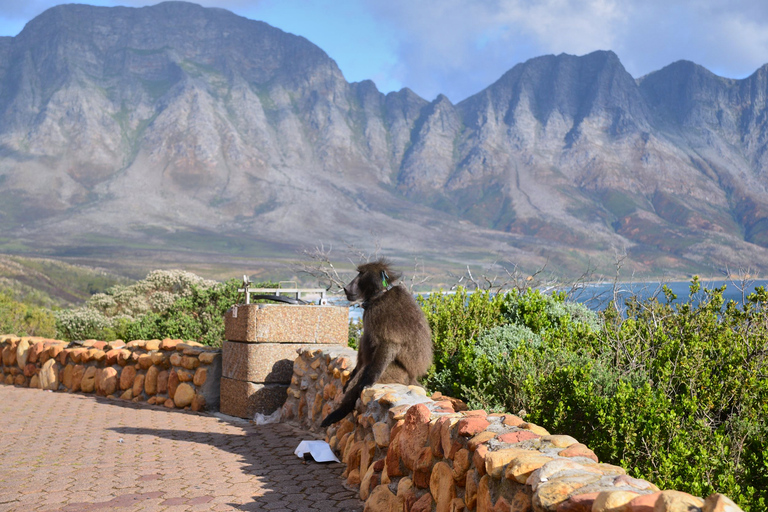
[320,259,433,427]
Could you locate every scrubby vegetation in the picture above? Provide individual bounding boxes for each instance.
[0,291,56,337]
[418,280,768,511]
[54,270,275,346]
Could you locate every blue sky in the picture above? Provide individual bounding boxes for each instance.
[1,0,768,102]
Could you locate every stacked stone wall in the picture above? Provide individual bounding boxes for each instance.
[0,334,221,411]
[281,347,744,512]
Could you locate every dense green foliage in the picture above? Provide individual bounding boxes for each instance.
[55,270,275,346]
[0,290,56,337]
[418,282,768,511]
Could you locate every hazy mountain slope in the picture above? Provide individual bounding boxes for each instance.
[0,2,767,277]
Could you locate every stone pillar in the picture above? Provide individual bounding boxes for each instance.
[220,303,349,419]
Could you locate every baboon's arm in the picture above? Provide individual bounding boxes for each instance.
[320,341,399,427]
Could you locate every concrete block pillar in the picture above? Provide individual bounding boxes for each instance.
[220,303,349,419]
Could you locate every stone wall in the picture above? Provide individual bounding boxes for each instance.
[0,335,221,411]
[281,347,744,512]
[220,303,349,419]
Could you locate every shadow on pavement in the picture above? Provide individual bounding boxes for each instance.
[109,419,362,512]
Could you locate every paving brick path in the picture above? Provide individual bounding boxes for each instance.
[0,386,363,512]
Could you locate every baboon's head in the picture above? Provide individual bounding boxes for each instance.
[344,259,400,302]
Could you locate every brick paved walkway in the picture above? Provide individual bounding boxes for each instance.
[0,386,363,512]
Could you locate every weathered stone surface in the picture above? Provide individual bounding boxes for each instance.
[476,475,492,512]
[365,484,401,512]
[39,359,59,390]
[160,338,181,350]
[120,365,137,390]
[96,367,118,396]
[593,491,641,512]
[61,363,75,389]
[174,382,195,407]
[521,422,550,436]
[177,369,194,382]
[116,349,132,366]
[219,377,288,418]
[71,364,85,392]
[452,449,471,485]
[430,461,457,512]
[468,431,497,451]
[156,370,169,394]
[28,341,45,364]
[400,404,432,470]
[654,491,704,512]
[627,492,661,512]
[191,393,206,412]
[411,492,433,512]
[80,366,97,393]
[457,417,490,437]
[497,430,540,444]
[559,443,599,463]
[502,414,525,427]
[23,362,36,377]
[535,479,591,511]
[193,367,207,386]
[556,492,600,512]
[372,421,390,448]
[181,355,200,370]
[120,389,133,400]
[16,338,30,368]
[132,373,145,398]
[198,351,219,364]
[137,354,153,370]
[702,494,744,512]
[140,366,156,395]
[13,374,26,386]
[506,453,554,484]
[224,304,349,344]
[485,448,529,478]
[222,341,313,383]
[29,374,40,389]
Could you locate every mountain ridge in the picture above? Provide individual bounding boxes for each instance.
[1,2,767,278]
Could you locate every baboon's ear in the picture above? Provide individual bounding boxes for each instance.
[381,270,389,288]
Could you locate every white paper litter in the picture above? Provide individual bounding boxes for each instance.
[294,440,340,463]
[253,409,281,425]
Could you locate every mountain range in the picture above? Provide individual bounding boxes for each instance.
[1,1,768,279]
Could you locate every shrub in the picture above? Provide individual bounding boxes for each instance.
[0,291,56,337]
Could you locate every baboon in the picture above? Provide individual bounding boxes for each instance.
[320,259,433,427]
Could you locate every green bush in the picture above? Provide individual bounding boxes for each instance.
[418,281,768,510]
[0,291,56,337]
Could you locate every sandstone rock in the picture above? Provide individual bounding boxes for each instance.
[468,431,497,450]
[137,354,153,370]
[163,398,175,408]
[120,365,137,390]
[372,421,390,448]
[198,351,218,364]
[485,448,529,478]
[556,492,600,512]
[465,471,480,508]
[145,365,159,395]
[28,341,45,363]
[497,430,540,444]
[414,447,435,488]
[157,370,169,394]
[145,339,160,351]
[87,349,106,363]
[92,341,108,350]
[15,338,30,368]
[97,367,118,396]
[613,475,658,492]
[181,356,200,370]
[169,353,183,366]
[502,414,525,427]
[535,479,591,511]
[108,340,125,349]
[593,491,640,512]
[457,417,490,437]
[61,364,75,389]
[506,453,553,484]
[559,443,598,462]
[120,389,133,400]
[71,364,85,392]
[521,422,550,436]
[132,373,145,398]
[39,359,59,390]
[430,461,457,512]
[150,351,166,366]
[400,404,432,470]
[440,417,461,459]
[411,492,434,512]
[361,464,377,501]
[13,374,25,386]
[191,393,206,412]
[116,349,132,366]
[80,366,97,393]
[29,374,40,389]
[702,494,744,512]
[177,369,194,382]
[452,449,471,485]
[193,367,207,386]
[627,492,661,511]
[365,484,401,512]
[160,338,181,350]
[347,468,361,486]
[23,363,36,378]
[476,475,492,512]
[654,491,704,512]
[473,444,489,476]
[104,349,121,366]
